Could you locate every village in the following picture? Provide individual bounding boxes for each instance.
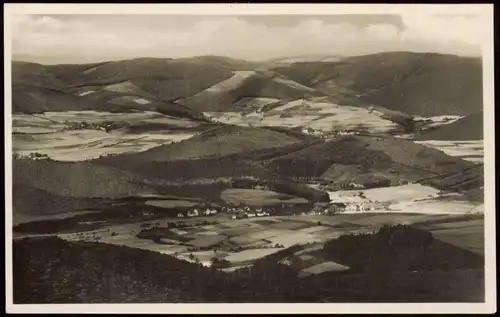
[172,192,388,221]
[300,127,361,139]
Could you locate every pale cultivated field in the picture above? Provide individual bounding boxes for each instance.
[204,71,255,93]
[204,98,399,133]
[266,232,317,247]
[12,111,197,161]
[391,200,484,215]
[325,183,483,217]
[273,76,317,92]
[234,97,281,109]
[298,261,350,277]
[413,115,464,127]
[224,248,283,263]
[328,184,440,204]
[414,140,484,163]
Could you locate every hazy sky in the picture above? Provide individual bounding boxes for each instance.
[11,14,484,64]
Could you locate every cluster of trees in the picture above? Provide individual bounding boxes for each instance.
[210,257,231,269]
[61,120,127,133]
[322,224,437,272]
[13,152,50,160]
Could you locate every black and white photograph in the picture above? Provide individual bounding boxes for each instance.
[4,3,495,314]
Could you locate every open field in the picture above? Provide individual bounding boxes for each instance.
[12,111,203,161]
[204,97,400,134]
[414,140,484,164]
[13,211,482,271]
[324,183,484,216]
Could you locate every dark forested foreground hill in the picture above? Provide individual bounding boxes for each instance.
[12,52,482,118]
[13,232,484,303]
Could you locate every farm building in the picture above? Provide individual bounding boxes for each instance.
[253,184,269,190]
[202,208,218,216]
[187,209,200,217]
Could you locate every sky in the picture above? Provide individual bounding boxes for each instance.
[11,13,485,64]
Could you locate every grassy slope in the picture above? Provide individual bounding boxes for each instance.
[11,83,202,119]
[13,158,158,199]
[273,52,483,116]
[12,183,109,226]
[108,125,305,162]
[414,113,484,141]
[419,164,484,192]
[12,84,111,114]
[178,70,324,112]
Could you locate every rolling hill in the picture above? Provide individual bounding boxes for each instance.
[273,52,483,117]
[13,158,158,199]
[13,52,481,129]
[12,184,109,225]
[12,83,204,120]
[266,135,479,189]
[177,69,325,112]
[11,58,239,119]
[108,124,306,162]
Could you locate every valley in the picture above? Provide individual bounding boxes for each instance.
[10,51,485,303]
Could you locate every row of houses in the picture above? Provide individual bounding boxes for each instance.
[177,207,220,218]
[232,209,271,219]
[301,127,360,139]
[306,201,388,215]
[176,205,274,219]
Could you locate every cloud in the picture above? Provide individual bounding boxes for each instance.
[11,14,484,63]
[400,13,485,47]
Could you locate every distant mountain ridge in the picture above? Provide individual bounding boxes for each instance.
[12,52,483,120]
